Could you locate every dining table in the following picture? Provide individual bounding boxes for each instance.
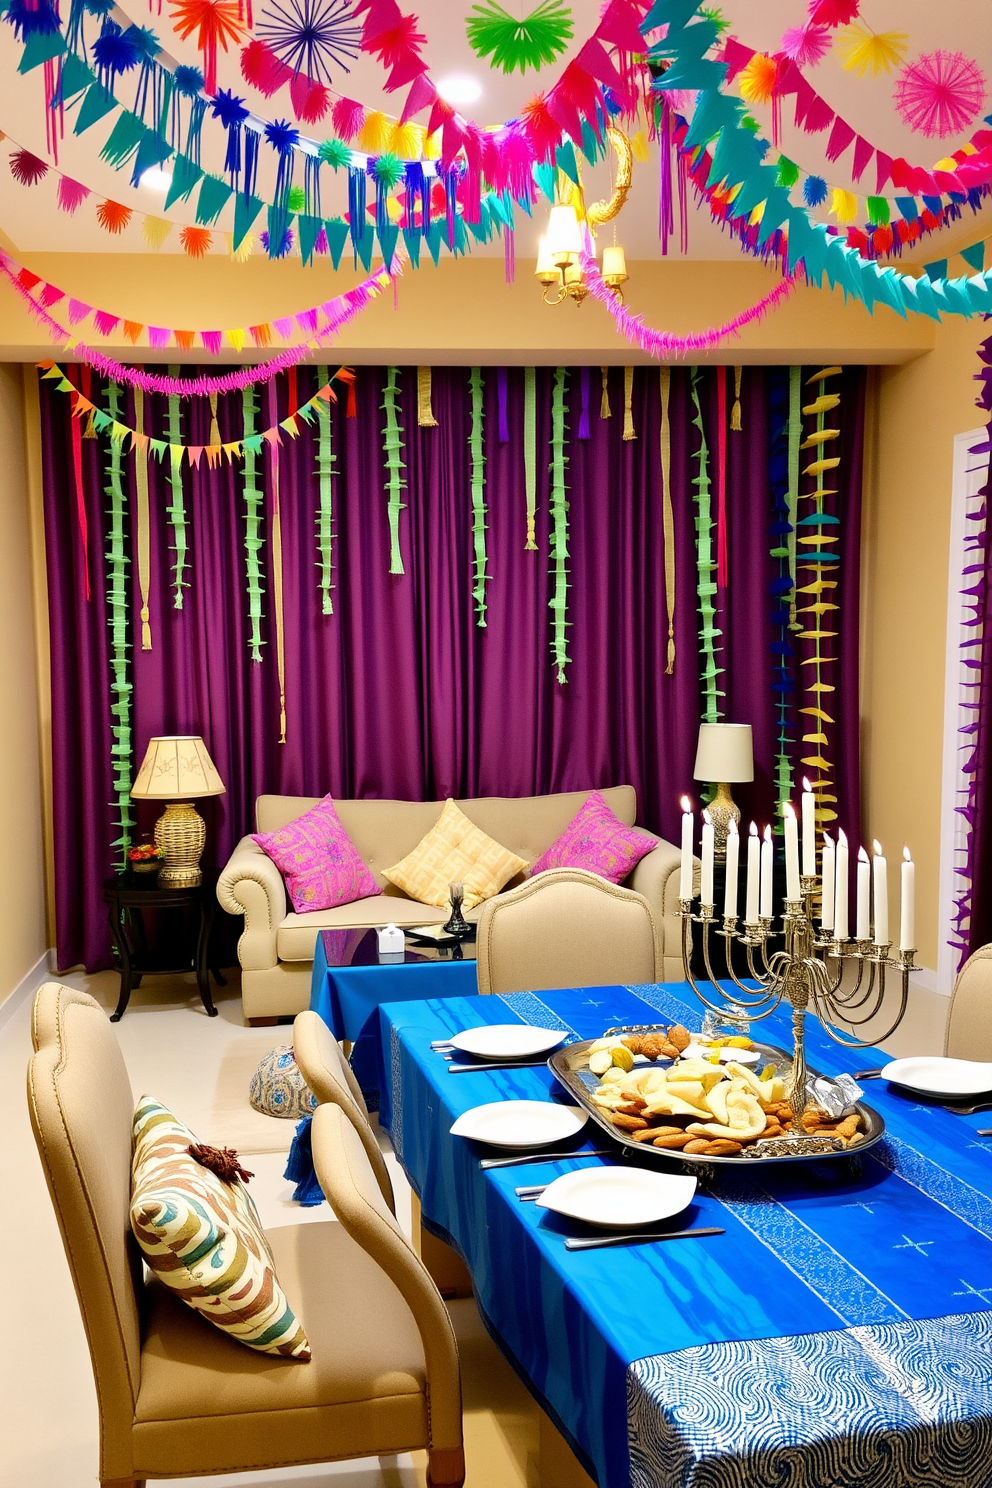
[373,979,992,1488]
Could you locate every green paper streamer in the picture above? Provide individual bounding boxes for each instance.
[548,366,570,683]
[524,365,537,549]
[166,369,187,609]
[469,367,488,626]
[690,369,723,723]
[776,155,799,189]
[797,370,841,830]
[314,366,335,615]
[382,366,406,576]
[241,386,265,661]
[103,380,134,867]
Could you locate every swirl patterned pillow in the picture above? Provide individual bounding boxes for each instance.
[252,794,381,914]
[249,1045,318,1120]
[529,790,657,883]
[129,1096,310,1360]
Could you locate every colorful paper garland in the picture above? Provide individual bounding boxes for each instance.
[103,378,135,866]
[382,365,406,575]
[469,366,488,626]
[314,361,334,615]
[548,366,569,682]
[689,367,722,723]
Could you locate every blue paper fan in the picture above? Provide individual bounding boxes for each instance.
[256,0,361,84]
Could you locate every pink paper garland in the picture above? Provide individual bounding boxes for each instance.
[0,254,396,395]
[577,245,799,356]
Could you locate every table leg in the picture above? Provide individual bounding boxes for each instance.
[195,897,219,1017]
[410,1194,473,1299]
[107,899,133,1023]
[537,1414,597,1488]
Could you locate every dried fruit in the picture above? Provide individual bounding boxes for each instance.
[668,1024,691,1052]
[611,1045,635,1073]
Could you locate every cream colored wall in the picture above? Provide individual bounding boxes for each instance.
[862,319,988,974]
[0,364,47,999]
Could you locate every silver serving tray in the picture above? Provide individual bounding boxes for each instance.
[548,1029,886,1167]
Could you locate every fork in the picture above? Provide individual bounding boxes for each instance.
[939,1100,992,1116]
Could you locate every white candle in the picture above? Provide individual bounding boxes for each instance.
[783,803,801,903]
[679,796,694,900]
[760,825,773,918]
[801,777,817,878]
[872,839,888,946]
[724,818,739,918]
[746,821,760,923]
[835,829,849,940]
[701,810,715,908]
[900,846,915,951]
[821,832,835,931]
[856,847,871,941]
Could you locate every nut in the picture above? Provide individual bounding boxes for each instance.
[610,1111,648,1131]
[660,1041,681,1060]
[622,1035,644,1055]
[705,1139,743,1156]
[652,1132,694,1149]
[640,1035,665,1061]
[668,1024,691,1053]
[683,1138,711,1154]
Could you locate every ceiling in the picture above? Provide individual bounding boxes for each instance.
[1,0,991,264]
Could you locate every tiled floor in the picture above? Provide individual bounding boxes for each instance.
[2,962,949,1487]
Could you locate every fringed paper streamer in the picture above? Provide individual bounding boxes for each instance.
[715,364,728,590]
[314,363,334,616]
[731,365,742,431]
[548,366,570,683]
[64,365,91,600]
[241,385,265,661]
[622,365,636,440]
[524,365,537,550]
[469,367,488,627]
[132,386,153,650]
[103,380,134,869]
[787,366,802,630]
[266,379,288,744]
[417,365,438,426]
[796,366,844,831]
[767,369,796,826]
[600,366,611,418]
[166,373,187,609]
[659,366,676,675]
[382,366,406,575]
[690,369,723,723]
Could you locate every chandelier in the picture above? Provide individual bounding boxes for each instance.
[535,126,633,306]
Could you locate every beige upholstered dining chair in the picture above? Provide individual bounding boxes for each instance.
[294,1007,395,1211]
[476,867,663,995]
[945,944,992,1060]
[27,982,464,1488]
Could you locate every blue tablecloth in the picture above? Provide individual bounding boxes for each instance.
[377,982,992,1488]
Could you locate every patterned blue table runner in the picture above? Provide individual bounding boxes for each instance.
[377,982,992,1488]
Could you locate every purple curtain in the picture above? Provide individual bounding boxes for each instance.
[40,364,866,971]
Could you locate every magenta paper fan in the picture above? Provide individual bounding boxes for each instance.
[894,50,987,138]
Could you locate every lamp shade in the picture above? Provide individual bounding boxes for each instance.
[693,723,754,783]
[546,204,581,263]
[130,736,226,800]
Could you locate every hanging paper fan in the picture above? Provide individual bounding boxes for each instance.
[256,0,360,86]
[780,23,830,67]
[835,22,907,77]
[466,0,573,77]
[169,0,246,95]
[738,52,777,106]
[894,50,987,138]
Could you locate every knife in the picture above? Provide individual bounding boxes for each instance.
[852,1069,884,1080]
[447,1059,548,1073]
[480,1149,613,1171]
[564,1226,725,1252]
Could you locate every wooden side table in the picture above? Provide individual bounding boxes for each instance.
[102,868,226,1021]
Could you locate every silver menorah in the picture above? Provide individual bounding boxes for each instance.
[679,876,917,1154]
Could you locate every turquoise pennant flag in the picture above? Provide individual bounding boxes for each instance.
[73,80,117,135]
[233,193,264,251]
[555,141,580,185]
[534,163,556,203]
[925,259,948,282]
[297,214,324,266]
[961,241,987,274]
[164,155,203,208]
[323,217,349,268]
[18,27,64,71]
[196,176,233,226]
[401,225,422,266]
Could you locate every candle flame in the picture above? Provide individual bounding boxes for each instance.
[763,824,772,842]
[749,821,758,836]
[858,846,869,863]
[903,845,912,862]
[783,802,796,821]
[838,828,848,846]
[680,795,692,813]
[803,776,811,792]
[873,839,883,856]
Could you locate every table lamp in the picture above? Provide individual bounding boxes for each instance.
[692,723,753,861]
[130,736,226,888]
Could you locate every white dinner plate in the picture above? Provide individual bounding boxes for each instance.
[880,1056,992,1097]
[682,1043,761,1066]
[449,1100,587,1148]
[536,1168,698,1229]
[447,1024,567,1061]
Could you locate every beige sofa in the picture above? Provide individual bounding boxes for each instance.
[217,785,684,1023]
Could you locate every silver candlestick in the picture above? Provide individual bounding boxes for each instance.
[680,875,915,1154]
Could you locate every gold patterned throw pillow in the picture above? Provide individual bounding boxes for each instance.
[382,799,528,911]
[129,1096,310,1360]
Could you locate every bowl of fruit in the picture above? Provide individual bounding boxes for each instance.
[127,843,163,876]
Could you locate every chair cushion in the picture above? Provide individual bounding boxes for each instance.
[133,1221,428,1477]
[529,790,657,884]
[249,1045,317,1120]
[253,795,381,914]
[129,1096,310,1359]
[382,799,528,912]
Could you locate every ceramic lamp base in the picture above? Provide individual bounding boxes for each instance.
[707,782,741,863]
[154,801,206,887]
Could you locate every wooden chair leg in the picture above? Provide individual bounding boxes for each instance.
[101,1480,144,1487]
[248,1015,279,1026]
[427,1446,466,1486]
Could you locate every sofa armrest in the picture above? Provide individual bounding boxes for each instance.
[628,838,700,981]
[216,836,286,973]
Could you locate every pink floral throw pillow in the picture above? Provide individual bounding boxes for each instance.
[530,792,656,884]
[252,796,381,915]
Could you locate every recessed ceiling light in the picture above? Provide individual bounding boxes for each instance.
[140,167,173,191]
[435,74,482,107]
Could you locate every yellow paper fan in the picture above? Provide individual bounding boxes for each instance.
[829,188,858,223]
[142,215,172,249]
[423,128,441,160]
[389,121,423,160]
[357,109,394,154]
[835,23,908,77]
[232,232,255,263]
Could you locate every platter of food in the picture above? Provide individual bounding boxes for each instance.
[548,1024,886,1166]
